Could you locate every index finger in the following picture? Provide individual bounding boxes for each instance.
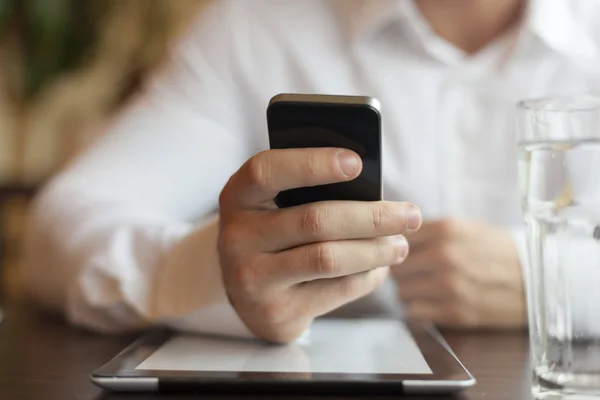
[225,148,362,209]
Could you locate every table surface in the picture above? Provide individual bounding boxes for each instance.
[0,301,533,400]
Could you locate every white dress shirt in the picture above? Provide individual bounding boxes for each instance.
[23,0,600,337]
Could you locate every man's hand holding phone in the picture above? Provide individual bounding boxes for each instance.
[218,148,422,343]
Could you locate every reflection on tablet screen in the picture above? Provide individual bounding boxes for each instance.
[136,319,432,375]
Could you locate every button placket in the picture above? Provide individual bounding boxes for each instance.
[436,76,466,216]
[440,76,490,217]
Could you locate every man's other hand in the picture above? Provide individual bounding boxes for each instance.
[393,218,526,329]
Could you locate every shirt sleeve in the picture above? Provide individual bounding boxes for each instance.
[22,2,259,337]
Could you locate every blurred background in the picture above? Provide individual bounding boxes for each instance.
[0,0,207,299]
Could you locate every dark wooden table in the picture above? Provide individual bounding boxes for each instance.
[0,301,533,400]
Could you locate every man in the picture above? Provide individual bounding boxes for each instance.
[24,0,600,342]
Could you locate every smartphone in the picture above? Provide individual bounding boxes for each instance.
[267,93,382,208]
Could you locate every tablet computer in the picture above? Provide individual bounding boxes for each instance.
[91,319,475,395]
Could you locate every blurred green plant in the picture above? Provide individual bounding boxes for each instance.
[0,0,203,183]
[0,0,110,102]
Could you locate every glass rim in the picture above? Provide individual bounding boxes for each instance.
[517,93,600,114]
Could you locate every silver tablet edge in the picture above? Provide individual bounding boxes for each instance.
[403,377,476,394]
[90,375,159,392]
[90,375,475,394]
[89,322,474,394]
[404,323,476,393]
[429,324,476,380]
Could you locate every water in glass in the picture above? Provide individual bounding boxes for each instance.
[520,138,600,398]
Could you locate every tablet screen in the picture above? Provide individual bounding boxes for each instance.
[136,319,432,374]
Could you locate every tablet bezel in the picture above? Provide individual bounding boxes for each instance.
[91,320,475,393]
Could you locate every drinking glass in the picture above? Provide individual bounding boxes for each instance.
[517,94,600,399]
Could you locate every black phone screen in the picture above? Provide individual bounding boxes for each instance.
[267,100,381,208]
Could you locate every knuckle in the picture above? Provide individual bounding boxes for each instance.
[245,153,270,189]
[315,243,338,276]
[299,205,329,238]
[372,205,391,231]
[303,152,321,180]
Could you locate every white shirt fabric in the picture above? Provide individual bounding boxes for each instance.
[23,0,600,337]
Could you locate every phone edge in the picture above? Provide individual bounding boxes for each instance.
[269,93,381,113]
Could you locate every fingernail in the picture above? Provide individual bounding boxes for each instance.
[338,151,361,177]
[405,205,422,231]
[394,235,409,259]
